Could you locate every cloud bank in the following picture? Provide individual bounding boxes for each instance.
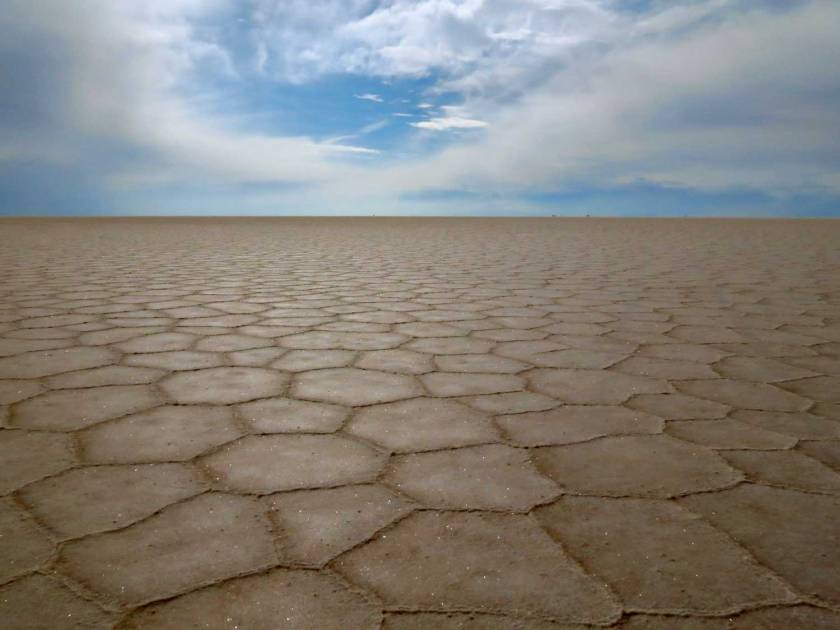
[0,0,838,214]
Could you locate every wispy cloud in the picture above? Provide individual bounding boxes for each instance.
[354,93,383,103]
[325,119,389,148]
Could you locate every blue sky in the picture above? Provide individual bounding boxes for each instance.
[1,0,838,216]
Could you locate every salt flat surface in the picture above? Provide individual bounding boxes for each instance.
[1,217,839,628]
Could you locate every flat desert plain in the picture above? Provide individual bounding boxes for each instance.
[1,217,839,629]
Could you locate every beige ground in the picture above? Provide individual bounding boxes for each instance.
[1,217,839,629]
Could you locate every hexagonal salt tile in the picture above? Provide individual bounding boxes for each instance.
[394,323,467,338]
[124,350,224,370]
[45,365,164,389]
[161,367,289,404]
[238,397,348,433]
[116,332,196,353]
[434,354,529,374]
[799,441,840,471]
[194,334,270,352]
[533,435,742,498]
[78,327,166,346]
[498,405,664,446]
[732,410,840,439]
[0,380,45,405]
[0,338,74,358]
[291,368,423,406]
[201,434,387,493]
[815,402,840,420]
[79,405,240,463]
[59,493,277,606]
[0,575,115,630]
[529,369,672,404]
[638,343,730,364]
[458,391,558,414]
[780,375,840,403]
[676,379,809,412]
[272,349,356,371]
[121,568,379,630]
[667,419,796,450]
[619,608,839,629]
[721,450,840,494]
[19,463,208,539]
[714,356,818,383]
[264,484,414,565]
[627,393,730,420]
[421,372,524,397]
[355,349,434,374]
[405,337,494,354]
[11,385,159,430]
[19,314,95,328]
[178,314,260,327]
[0,429,76,493]
[536,497,793,614]
[279,331,406,351]
[614,357,718,380]
[0,346,117,379]
[727,607,840,629]
[332,511,620,624]
[530,349,627,369]
[346,398,499,452]
[0,498,54,583]
[381,612,543,629]
[386,445,558,511]
[682,485,840,605]
[228,347,287,367]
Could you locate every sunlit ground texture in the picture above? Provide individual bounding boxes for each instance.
[1,217,839,629]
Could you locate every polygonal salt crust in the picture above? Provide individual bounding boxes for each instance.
[59,493,278,606]
[386,444,559,511]
[0,498,54,584]
[12,385,160,430]
[79,405,240,463]
[160,367,289,404]
[264,484,414,565]
[0,575,115,629]
[238,397,349,433]
[0,346,117,379]
[19,463,209,539]
[0,430,76,493]
[536,497,794,614]
[291,368,423,406]
[533,435,742,498]
[529,368,673,404]
[346,397,498,452]
[682,485,840,605]
[121,568,380,630]
[201,434,387,493]
[498,405,664,446]
[332,511,620,624]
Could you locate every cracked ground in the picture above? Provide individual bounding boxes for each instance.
[1,217,840,629]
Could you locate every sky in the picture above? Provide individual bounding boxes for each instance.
[1,0,839,216]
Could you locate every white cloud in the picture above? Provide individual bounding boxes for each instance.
[247,0,616,96]
[354,93,384,102]
[367,0,840,197]
[2,0,839,213]
[0,0,375,187]
[410,116,488,131]
[325,119,389,147]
